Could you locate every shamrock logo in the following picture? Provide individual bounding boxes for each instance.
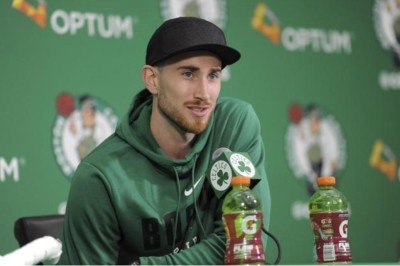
[217,170,230,186]
[230,153,256,177]
[209,160,232,193]
[237,160,252,175]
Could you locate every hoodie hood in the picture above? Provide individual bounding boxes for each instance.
[115,89,213,177]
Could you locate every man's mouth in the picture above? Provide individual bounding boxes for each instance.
[187,106,210,117]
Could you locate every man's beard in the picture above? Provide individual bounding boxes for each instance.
[157,93,211,134]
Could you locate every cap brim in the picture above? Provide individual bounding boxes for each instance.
[153,44,241,68]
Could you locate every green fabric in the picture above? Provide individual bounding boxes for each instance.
[58,89,271,265]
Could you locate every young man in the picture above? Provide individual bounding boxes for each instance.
[59,16,271,265]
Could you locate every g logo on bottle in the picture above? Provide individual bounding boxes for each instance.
[339,220,348,238]
[242,215,257,235]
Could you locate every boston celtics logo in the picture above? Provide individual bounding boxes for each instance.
[160,0,227,29]
[285,103,347,196]
[374,0,400,65]
[229,153,256,178]
[209,159,232,192]
[52,93,118,180]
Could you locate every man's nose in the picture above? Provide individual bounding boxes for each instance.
[194,77,210,100]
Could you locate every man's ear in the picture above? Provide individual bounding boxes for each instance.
[141,65,158,94]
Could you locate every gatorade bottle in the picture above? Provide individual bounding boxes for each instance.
[222,176,265,265]
[309,176,352,264]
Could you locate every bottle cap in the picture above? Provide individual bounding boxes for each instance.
[231,176,251,185]
[317,176,336,186]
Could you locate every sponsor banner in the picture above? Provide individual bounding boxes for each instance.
[0,156,26,182]
[11,0,137,39]
[252,2,353,55]
[370,139,400,182]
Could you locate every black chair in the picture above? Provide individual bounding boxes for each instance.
[14,214,64,247]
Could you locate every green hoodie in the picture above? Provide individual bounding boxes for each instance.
[59,90,271,265]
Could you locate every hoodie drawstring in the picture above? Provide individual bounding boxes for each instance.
[173,155,207,250]
[172,167,181,249]
[191,156,207,239]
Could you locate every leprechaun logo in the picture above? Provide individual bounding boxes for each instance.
[52,93,118,180]
[160,0,227,29]
[285,103,347,196]
[374,0,400,66]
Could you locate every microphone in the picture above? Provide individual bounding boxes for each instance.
[207,148,261,198]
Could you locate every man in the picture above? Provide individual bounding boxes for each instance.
[59,16,271,265]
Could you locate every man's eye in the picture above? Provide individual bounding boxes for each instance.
[209,72,220,80]
[182,71,193,78]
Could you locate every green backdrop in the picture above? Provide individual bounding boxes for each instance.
[1,0,400,264]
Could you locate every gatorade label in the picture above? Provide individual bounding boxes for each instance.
[223,211,265,265]
[310,211,352,263]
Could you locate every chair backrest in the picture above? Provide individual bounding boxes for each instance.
[14,215,64,247]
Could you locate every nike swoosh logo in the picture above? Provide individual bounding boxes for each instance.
[184,175,203,197]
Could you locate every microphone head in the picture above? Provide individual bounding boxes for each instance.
[211,147,232,161]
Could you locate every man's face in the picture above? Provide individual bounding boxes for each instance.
[82,106,95,128]
[153,52,222,134]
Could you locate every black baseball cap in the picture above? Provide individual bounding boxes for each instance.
[145,17,241,68]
